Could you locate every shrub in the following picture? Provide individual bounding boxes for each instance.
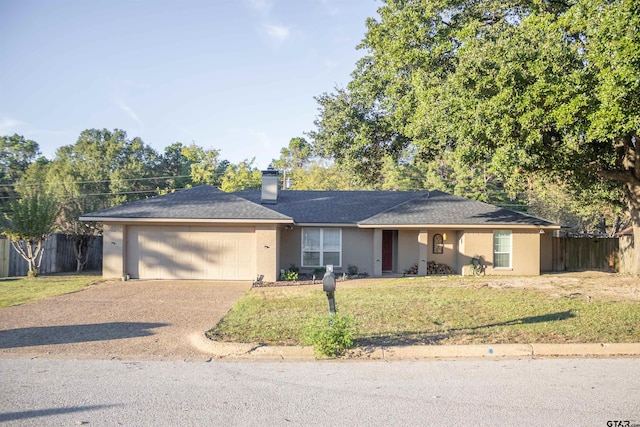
[347,264,359,276]
[312,267,326,276]
[281,269,299,281]
[303,313,357,358]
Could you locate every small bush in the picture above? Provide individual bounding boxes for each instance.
[281,269,299,281]
[347,264,359,276]
[303,313,357,358]
[312,267,326,276]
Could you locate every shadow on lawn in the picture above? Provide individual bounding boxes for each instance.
[356,310,575,347]
[0,322,168,349]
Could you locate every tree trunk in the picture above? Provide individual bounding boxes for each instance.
[73,235,91,273]
[9,239,45,277]
[626,183,640,275]
[603,134,640,274]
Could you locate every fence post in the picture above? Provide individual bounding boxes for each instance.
[0,238,9,278]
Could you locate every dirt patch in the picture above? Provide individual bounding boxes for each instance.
[0,280,250,360]
[474,272,640,302]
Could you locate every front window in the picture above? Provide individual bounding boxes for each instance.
[302,228,342,267]
[493,230,512,268]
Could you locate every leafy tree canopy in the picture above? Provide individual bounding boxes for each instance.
[0,134,40,200]
[310,0,639,262]
[220,158,263,192]
[0,193,60,276]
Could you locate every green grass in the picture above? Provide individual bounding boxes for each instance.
[207,277,640,346]
[0,274,103,308]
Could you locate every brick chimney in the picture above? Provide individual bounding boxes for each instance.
[261,167,278,204]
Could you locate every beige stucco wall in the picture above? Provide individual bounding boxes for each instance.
[279,226,301,271]
[398,230,419,274]
[279,226,375,276]
[429,229,457,270]
[343,227,375,276]
[102,223,125,278]
[102,221,545,280]
[397,229,458,274]
[458,229,541,275]
[373,229,382,276]
[511,230,541,275]
[255,225,278,282]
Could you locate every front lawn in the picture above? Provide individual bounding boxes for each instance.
[207,275,640,346]
[0,274,103,308]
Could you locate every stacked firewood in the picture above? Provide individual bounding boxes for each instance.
[427,261,454,275]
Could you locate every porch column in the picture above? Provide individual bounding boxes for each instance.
[373,229,383,277]
[418,230,428,276]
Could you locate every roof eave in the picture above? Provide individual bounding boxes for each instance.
[293,223,358,228]
[79,216,294,224]
[357,223,561,229]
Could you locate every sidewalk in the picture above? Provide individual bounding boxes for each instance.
[190,332,640,360]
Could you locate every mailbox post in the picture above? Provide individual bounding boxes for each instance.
[322,265,336,316]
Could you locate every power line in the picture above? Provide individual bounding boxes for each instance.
[0,187,196,201]
[0,174,202,188]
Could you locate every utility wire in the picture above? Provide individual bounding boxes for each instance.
[0,174,204,188]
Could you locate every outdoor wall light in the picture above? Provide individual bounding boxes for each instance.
[442,232,447,241]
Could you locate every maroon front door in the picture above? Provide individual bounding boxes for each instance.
[382,230,393,271]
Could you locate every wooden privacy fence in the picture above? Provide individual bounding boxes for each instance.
[0,234,102,277]
[551,236,618,272]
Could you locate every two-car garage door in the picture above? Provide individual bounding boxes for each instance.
[126,225,256,280]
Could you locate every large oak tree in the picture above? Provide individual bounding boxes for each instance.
[311,0,640,270]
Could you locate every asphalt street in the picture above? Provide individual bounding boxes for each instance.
[1,357,639,426]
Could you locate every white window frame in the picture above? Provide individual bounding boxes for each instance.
[493,230,512,269]
[301,228,342,267]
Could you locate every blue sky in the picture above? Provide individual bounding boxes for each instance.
[0,0,380,168]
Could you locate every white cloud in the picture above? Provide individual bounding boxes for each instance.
[108,79,144,128]
[114,100,144,127]
[244,0,295,48]
[320,0,342,16]
[324,59,338,71]
[247,0,270,12]
[223,128,276,168]
[264,24,291,44]
[0,116,28,134]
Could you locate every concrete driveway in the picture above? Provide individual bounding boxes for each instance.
[0,280,251,360]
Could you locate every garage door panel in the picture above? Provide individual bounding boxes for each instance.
[126,226,255,280]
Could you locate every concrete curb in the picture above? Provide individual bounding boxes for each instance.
[189,332,315,359]
[191,333,640,360]
[531,343,640,357]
